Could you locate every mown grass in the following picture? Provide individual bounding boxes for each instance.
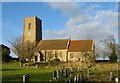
[2,61,120,82]
[2,62,54,82]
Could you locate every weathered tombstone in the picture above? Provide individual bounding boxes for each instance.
[110,71,113,81]
[70,67,74,73]
[61,69,64,76]
[77,74,80,82]
[74,76,77,83]
[87,69,90,78]
[69,78,73,83]
[35,64,38,68]
[81,72,84,82]
[115,77,119,83]
[49,80,53,83]
[53,70,57,80]
[65,79,69,83]
[23,74,29,83]
[65,68,68,77]
[77,67,79,71]
[117,64,119,70]
[57,69,61,79]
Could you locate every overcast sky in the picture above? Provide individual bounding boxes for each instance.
[1,1,119,57]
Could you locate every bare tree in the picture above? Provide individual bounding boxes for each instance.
[79,42,95,64]
[8,37,37,66]
[102,35,118,62]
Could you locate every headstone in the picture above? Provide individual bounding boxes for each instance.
[115,77,119,83]
[69,78,73,83]
[65,79,69,83]
[87,69,90,78]
[117,64,119,70]
[65,69,68,77]
[23,74,29,83]
[110,72,113,81]
[53,70,57,80]
[49,80,53,83]
[74,76,77,83]
[77,67,80,72]
[77,74,80,82]
[61,69,64,76]
[71,67,74,73]
[57,69,61,79]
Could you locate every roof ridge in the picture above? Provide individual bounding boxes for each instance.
[41,39,69,41]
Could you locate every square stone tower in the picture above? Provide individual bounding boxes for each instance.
[23,16,42,43]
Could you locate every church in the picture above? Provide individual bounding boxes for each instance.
[23,16,95,63]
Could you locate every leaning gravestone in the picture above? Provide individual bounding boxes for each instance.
[23,74,29,83]
[53,70,57,80]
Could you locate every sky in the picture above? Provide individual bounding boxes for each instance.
[1,2,119,58]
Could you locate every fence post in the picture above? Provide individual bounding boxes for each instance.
[23,74,29,83]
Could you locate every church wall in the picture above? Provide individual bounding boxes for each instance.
[68,52,94,63]
[57,50,67,62]
[68,52,85,62]
[37,49,67,62]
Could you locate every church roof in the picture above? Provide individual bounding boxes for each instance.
[68,40,94,52]
[37,39,69,50]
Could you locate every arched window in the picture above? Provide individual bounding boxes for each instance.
[28,23,31,30]
[59,51,62,58]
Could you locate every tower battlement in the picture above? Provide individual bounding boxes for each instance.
[23,16,42,43]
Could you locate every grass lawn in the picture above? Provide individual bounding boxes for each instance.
[2,62,54,82]
[2,61,120,83]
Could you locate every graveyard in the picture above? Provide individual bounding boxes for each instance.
[2,61,120,83]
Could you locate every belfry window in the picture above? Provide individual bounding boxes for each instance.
[28,23,31,30]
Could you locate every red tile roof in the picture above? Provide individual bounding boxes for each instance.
[68,40,93,52]
[37,39,69,50]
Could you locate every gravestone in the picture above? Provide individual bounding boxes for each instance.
[53,70,57,79]
[65,68,69,77]
[69,78,73,83]
[110,71,113,81]
[23,74,29,83]
[57,69,61,79]
[70,67,74,73]
[77,74,80,82]
[116,64,119,70]
[61,69,64,76]
[74,76,77,83]
[87,69,90,78]
[115,77,119,83]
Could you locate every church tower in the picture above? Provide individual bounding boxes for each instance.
[23,16,42,43]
